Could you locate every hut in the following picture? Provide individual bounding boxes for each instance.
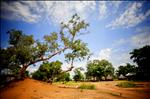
[106,75,113,81]
[118,74,126,80]
[126,73,136,80]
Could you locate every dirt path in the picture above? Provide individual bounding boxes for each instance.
[94,82,150,99]
[0,79,150,99]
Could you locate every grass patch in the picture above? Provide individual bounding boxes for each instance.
[116,81,136,88]
[78,84,96,90]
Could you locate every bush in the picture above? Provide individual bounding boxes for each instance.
[78,84,96,90]
[116,81,136,88]
[32,70,47,81]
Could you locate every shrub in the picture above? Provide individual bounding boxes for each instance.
[78,84,96,90]
[116,81,136,88]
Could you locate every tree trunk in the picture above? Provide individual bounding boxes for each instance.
[18,65,28,79]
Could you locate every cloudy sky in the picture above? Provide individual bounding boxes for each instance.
[1,1,150,73]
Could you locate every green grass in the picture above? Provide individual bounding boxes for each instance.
[78,84,96,90]
[116,81,136,88]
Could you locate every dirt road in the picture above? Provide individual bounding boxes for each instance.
[0,79,150,99]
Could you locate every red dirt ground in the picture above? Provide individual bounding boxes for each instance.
[0,78,150,99]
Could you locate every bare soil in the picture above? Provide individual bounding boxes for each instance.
[0,78,150,99]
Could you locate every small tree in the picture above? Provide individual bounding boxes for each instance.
[32,61,62,83]
[56,72,71,82]
[73,68,84,82]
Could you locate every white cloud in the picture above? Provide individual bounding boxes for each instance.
[99,1,107,19]
[111,1,122,8]
[90,48,112,61]
[131,30,150,48]
[1,1,96,24]
[113,26,150,48]
[1,1,41,23]
[99,48,112,60]
[43,1,96,24]
[98,1,122,20]
[106,2,150,29]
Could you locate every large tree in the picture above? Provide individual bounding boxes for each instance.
[0,14,90,78]
[32,61,62,83]
[130,45,150,80]
[86,59,114,81]
[117,63,137,76]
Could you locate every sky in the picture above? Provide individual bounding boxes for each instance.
[1,1,150,74]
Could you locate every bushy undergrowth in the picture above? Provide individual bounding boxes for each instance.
[78,84,96,90]
[116,81,136,88]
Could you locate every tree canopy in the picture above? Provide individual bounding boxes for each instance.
[116,63,137,77]
[130,45,150,80]
[32,61,62,83]
[86,59,114,81]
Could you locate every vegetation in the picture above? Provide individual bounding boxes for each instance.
[117,63,137,76]
[0,14,90,79]
[78,84,96,90]
[1,12,149,86]
[32,61,63,83]
[73,68,84,82]
[86,59,114,81]
[56,72,71,82]
[130,45,150,80]
[116,81,136,88]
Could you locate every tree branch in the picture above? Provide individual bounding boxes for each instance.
[61,58,74,73]
[28,47,68,66]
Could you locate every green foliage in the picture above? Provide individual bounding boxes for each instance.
[32,70,47,81]
[73,68,84,82]
[79,84,96,90]
[117,63,137,76]
[86,59,114,81]
[130,45,150,80]
[32,61,62,83]
[56,72,71,82]
[116,82,136,88]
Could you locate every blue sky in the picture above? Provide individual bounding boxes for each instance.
[1,1,150,73]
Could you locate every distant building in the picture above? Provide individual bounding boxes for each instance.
[118,74,126,80]
[106,75,113,81]
[126,73,136,80]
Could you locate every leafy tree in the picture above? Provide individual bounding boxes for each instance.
[32,70,47,81]
[130,45,150,80]
[32,61,62,83]
[117,63,137,76]
[0,14,89,78]
[73,68,84,82]
[86,59,114,81]
[56,72,71,82]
